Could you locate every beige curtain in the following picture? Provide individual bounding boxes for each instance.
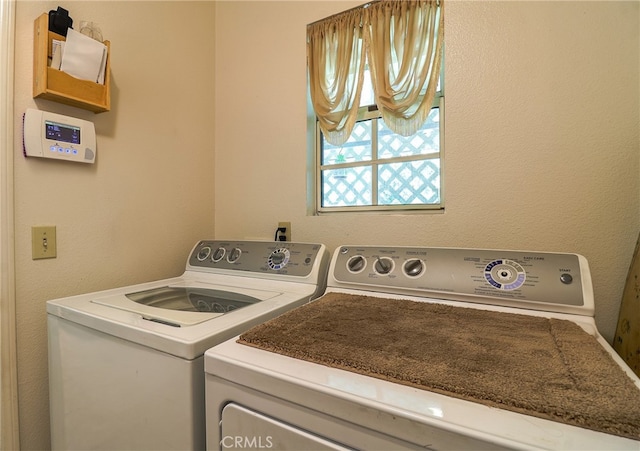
[365,0,444,137]
[307,9,366,146]
[307,0,443,145]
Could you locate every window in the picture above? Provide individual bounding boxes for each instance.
[307,0,444,214]
[315,70,443,213]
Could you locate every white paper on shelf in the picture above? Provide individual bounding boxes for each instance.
[97,47,107,84]
[59,28,107,84]
[50,40,64,70]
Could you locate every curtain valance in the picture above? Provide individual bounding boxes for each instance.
[308,0,444,146]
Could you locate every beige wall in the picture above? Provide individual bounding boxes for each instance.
[13,1,215,449]
[214,1,639,341]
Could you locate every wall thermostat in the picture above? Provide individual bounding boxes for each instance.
[23,108,96,164]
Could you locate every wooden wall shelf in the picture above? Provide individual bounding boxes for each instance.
[33,13,111,113]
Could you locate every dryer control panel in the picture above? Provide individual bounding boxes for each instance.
[329,245,594,316]
[186,240,328,279]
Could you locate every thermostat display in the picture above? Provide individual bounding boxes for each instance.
[23,108,96,164]
[45,121,80,145]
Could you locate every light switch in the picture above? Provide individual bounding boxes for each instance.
[32,226,57,260]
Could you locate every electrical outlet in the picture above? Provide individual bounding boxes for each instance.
[32,226,57,260]
[278,221,291,242]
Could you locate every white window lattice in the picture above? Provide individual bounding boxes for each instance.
[319,106,442,210]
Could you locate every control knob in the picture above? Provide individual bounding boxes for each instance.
[268,248,290,270]
[196,246,212,261]
[374,257,394,275]
[347,255,366,273]
[211,247,226,262]
[227,247,242,263]
[403,259,424,277]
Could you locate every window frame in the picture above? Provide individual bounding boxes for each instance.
[312,79,445,215]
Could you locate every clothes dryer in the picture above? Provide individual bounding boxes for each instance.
[47,240,328,450]
[205,245,640,450]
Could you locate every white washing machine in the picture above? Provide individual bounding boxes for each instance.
[47,240,329,451]
[205,245,640,450]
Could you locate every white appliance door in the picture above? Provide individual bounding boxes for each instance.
[221,404,350,451]
[92,283,282,326]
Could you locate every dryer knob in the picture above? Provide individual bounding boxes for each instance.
[404,259,424,277]
[374,257,394,275]
[347,255,366,273]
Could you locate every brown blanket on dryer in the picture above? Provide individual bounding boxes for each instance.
[238,293,640,440]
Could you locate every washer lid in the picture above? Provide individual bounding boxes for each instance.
[92,284,282,327]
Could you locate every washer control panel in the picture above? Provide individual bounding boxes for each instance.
[187,240,326,278]
[331,246,592,314]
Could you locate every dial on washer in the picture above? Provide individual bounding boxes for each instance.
[211,247,226,262]
[268,248,290,270]
[196,246,212,261]
[227,248,242,263]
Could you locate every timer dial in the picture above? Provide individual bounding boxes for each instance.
[484,259,526,290]
[268,248,290,270]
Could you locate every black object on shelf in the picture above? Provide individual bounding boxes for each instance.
[48,7,73,36]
